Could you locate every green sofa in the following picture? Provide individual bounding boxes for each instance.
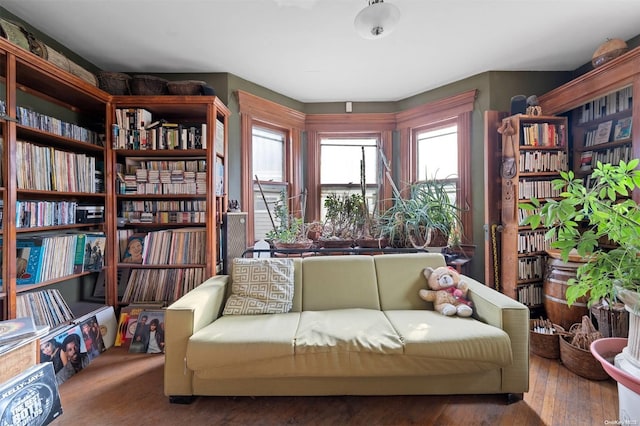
[164,253,529,403]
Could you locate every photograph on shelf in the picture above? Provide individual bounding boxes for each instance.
[121,233,146,264]
[614,117,633,140]
[83,233,106,271]
[593,120,613,145]
[128,309,165,354]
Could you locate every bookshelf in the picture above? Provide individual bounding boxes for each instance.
[500,114,568,309]
[0,37,110,322]
[107,96,229,307]
[539,45,640,199]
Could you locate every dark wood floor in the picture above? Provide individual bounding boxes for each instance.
[51,347,619,426]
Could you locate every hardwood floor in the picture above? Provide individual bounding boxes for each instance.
[51,347,619,426]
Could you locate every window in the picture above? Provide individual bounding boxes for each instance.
[237,90,305,245]
[320,136,379,219]
[253,126,287,240]
[396,90,476,243]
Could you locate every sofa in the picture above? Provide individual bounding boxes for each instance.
[164,253,529,403]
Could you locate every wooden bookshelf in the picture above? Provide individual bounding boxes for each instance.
[499,114,568,310]
[107,97,229,307]
[0,37,109,321]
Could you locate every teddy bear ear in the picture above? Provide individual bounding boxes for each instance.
[423,267,434,279]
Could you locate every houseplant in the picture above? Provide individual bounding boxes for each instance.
[521,159,640,411]
[380,174,463,249]
[319,193,361,247]
[265,189,312,249]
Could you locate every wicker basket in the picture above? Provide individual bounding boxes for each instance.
[131,75,168,95]
[559,334,610,380]
[97,71,131,95]
[167,80,205,96]
[530,319,565,359]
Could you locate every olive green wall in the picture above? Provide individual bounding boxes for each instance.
[3,6,636,282]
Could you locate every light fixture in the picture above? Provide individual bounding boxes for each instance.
[354,0,400,40]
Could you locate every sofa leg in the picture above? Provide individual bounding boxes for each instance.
[506,393,523,404]
[169,395,196,404]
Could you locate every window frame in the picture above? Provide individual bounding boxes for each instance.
[237,91,305,245]
[396,90,476,244]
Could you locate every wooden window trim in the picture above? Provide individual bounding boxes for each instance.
[236,90,305,245]
[396,89,477,243]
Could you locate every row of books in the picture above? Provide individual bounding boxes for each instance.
[517,205,542,225]
[15,289,74,329]
[112,122,208,150]
[519,151,567,173]
[121,267,206,304]
[16,140,102,193]
[0,99,103,146]
[520,123,565,147]
[517,229,556,254]
[120,228,206,265]
[0,232,106,286]
[578,86,633,123]
[517,179,562,200]
[585,117,633,147]
[517,255,545,281]
[580,145,632,172]
[122,159,207,173]
[516,283,543,306]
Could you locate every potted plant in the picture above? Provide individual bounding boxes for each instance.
[265,189,312,249]
[379,174,463,249]
[319,193,361,248]
[520,159,640,409]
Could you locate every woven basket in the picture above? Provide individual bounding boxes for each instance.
[97,71,131,95]
[131,75,168,95]
[559,334,610,380]
[167,80,205,96]
[530,319,565,359]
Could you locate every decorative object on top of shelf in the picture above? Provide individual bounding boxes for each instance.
[227,200,241,213]
[167,80,207,96]
[97,71,131,95]
[592,38,628,68]
[526,95,542,116]
[354,0,400,39]
[131,75,169,95]
[510,95,527,115]
[0,18,29,50]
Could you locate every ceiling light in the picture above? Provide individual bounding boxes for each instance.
[354,0,400,40]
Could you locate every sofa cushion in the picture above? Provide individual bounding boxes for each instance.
[301,256,380,311]
[384,310,513,368]
[374,253,447,310]
[223,258,295,315]
[295,308,404,355]
[186,312,301,370]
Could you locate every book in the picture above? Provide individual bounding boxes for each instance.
[593,120,613,145]
[83,233,106,271]
[0,316,38,345]
[580,151,593,171]
[129,309,165,354]
[614,117,632,140]
[121,233,145,264]
[0,362,63,425]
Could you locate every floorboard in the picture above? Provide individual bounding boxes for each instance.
[50,347,619,425]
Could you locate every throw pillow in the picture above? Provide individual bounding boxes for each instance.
[222,258,295,315]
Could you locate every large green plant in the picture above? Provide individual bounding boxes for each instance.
[322,193,363,239]
[380,175,462,248]
[521,159,640,306]
[266,189,307,244]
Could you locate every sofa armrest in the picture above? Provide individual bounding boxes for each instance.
[464,276,530,393]
[164,275,229,397]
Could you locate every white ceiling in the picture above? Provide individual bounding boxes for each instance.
[3,0,640,103]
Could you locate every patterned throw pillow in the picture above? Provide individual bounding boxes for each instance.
[222,258,295,315]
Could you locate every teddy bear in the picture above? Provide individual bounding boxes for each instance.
[419,266,473,317]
